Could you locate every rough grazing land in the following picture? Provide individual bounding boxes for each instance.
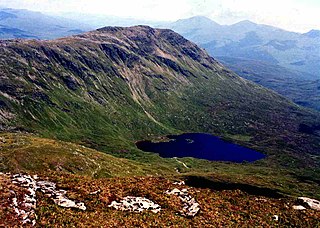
[1,172,319,227]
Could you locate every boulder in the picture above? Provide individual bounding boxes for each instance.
[297,197,320,211]
[109,196,161,213]
[293,205,306,210]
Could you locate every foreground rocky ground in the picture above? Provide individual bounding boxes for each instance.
[1,172,319,227]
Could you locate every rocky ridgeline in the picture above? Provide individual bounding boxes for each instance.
[9,174,86,226]
[109,196,161,213]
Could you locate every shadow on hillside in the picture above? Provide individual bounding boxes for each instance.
[184,176,283,198]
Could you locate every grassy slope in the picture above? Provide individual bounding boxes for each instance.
[1,133,319,199]
[0,133,177,177]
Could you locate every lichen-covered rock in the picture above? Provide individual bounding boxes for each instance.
[109,196,161,213]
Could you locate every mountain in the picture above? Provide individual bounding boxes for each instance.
[219,56,320,111]
[0,25,319,167]
[164,16,320,78]
[303,29,320,38]
[1,25,320,226]
[0,8,92,39]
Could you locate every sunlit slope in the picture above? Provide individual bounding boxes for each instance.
[0,26,319,168]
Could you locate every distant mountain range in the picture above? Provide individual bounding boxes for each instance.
[0,8,92,39]
[163,16,320,78]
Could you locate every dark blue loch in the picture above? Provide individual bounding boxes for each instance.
[136,133,265,163]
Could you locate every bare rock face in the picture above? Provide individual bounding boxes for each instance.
[297,197,320,211]
[165,188,200,217]
[108,196,161,213]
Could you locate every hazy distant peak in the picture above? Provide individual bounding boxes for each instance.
[303,29,320,38]
[175,16,220,27]
[182,16,218,23]
[231,20,258,28]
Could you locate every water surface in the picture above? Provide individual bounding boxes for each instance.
[136,133,265,163]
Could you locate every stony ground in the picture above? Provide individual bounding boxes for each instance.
[1,172,319,227]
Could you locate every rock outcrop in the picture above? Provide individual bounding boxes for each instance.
[37,180,86,210]
[9,173,86,226]
[108,196,161,213]
[165,188,200,217]
[11,174,38,226]
[297,197,320,211]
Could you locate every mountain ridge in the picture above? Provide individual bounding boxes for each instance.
[0,25,319,170]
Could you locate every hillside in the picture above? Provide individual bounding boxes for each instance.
[1,170,319,227]
[0,25,319,168]
[218,56,320,111]
[0,133,171,177]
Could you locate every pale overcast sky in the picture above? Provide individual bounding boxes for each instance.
[0,0,319,32]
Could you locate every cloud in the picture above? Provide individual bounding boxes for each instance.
[0,0,319,32]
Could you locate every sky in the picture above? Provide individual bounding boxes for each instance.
[0,0,319,32]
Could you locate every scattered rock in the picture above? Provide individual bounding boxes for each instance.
[89,189,101,195]
[293,205,306,210]
[297,197,320,211]
[173,181,185,186]
[166,188,200,217]
[254,197,267,202]
[109,196,161,213]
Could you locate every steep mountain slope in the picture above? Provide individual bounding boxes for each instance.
[0,8,92,39]
[164,16,320,78]
[219,56,320,111]
[0,25,319,170]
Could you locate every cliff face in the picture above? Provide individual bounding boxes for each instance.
[0,26,319,166]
